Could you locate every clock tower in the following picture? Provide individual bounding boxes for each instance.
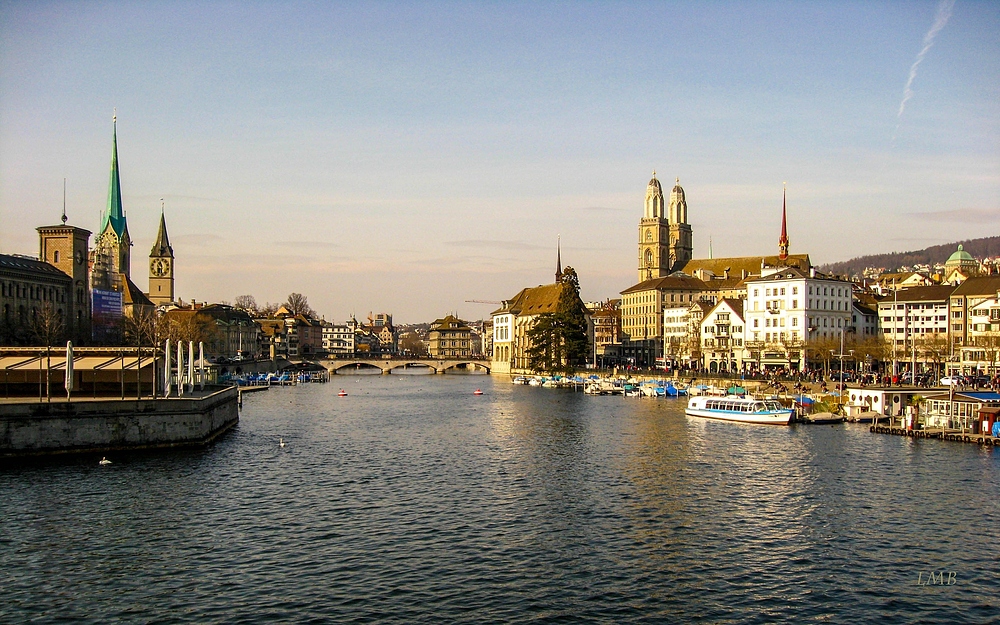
[148,210,174,306]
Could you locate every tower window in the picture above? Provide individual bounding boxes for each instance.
[54,251,60,263]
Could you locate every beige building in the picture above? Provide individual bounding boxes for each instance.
[427,315,472,357]
[491,282,591,374]
[620,275,707,367]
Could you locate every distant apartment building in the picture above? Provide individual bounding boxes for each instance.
[699,298,747,373]
[322,323,355,356]
[427,315,472,357]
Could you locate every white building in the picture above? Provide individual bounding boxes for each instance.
[699,299,747,373]
[961,289,1000,374]
[322,323,356,356]
[745,267,853,371]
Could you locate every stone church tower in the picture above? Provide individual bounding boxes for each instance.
[667,178,692,272]
[638,172,667,281]
[638,172,692,280]
[89,115,132,293]
[148,209,175,306]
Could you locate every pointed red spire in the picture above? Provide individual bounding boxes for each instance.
[778,185,789,261]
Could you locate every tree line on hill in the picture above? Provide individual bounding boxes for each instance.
[819,235,1000,277]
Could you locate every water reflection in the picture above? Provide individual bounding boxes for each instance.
[1,376,996,623]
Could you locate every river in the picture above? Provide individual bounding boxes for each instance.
[2,375,998,623]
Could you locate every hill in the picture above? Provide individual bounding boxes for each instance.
[819,236,1000,277]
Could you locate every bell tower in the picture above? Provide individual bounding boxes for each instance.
[667,178,692,272]
[148,206,174,306]
[638,172,670,281]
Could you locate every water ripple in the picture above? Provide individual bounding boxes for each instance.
[2,376,997,624]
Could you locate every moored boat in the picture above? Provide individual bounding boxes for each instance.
[685,395,794,425]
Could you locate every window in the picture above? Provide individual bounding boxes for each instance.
[780,288,786,295]
[792,299,797,308]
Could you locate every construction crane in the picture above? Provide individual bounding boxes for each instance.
[465,300,501,304]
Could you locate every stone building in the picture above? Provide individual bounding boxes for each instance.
[490,280,591,375]
[0,254,74,345]
[427,315,472,357]
[637,172,692,281]
[36,217,92,344]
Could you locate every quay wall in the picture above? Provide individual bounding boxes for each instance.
[0,386,239,457]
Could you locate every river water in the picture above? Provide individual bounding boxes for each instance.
[2,375,998,624]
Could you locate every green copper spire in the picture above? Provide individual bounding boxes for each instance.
[100,113,128,239]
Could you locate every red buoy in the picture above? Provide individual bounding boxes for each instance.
[338,389,348,397]
[473,389,483,395]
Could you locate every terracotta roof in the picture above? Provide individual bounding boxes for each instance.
[621,275,707,295]
[494,283,566,317]
[430,314,471,331]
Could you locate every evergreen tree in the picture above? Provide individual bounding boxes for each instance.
[526,267,590,374]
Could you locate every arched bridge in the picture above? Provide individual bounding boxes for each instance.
[323,359,491,375]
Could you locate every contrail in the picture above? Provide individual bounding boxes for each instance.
[897,0,955,120]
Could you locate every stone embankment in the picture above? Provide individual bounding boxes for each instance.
[0,386,239,457]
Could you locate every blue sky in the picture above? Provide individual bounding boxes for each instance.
[1,1,998,322]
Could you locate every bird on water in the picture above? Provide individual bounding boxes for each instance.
[99,457,111,465]
[279,438,286,448]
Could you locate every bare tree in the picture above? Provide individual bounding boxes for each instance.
[234,294,260,317]
[284,293,314,318]
[30,302,65,348]
[259,302,281,318]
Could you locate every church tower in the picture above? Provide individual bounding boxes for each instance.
[90,114,132,293]
[667,178,692,272]
[637,172,670,281]
[37,188,92,344]
[148,207,175,306]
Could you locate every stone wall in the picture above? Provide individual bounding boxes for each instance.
[0,386,239,457]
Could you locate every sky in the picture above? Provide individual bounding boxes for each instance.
[1,1,998,323]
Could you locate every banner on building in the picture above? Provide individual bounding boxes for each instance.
[92,289,123,344]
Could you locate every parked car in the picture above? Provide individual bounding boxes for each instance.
[939,376,963,386]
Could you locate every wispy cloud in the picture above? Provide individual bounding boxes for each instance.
[896,0,955,125]
[173,233,224,245]
[443,240,549,251]
[910,207,1000,224]
[273,240,336,249]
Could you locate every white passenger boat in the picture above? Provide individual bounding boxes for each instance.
[685,395,794,425]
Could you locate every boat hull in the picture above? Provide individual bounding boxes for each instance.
[684,407,793,425]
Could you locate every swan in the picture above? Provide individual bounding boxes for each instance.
[279,438,286,448]
[99,457,111,465]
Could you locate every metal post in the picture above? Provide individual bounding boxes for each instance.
[188,341,194,395]
[199,342,205,390]
[177,340,184,397]
[164,339,172,397]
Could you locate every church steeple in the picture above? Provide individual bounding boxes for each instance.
[555,235,562,282]
[778,184,789,261]
[100,113,129,241]
[150,205,173,258]
[148,201,175,306]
